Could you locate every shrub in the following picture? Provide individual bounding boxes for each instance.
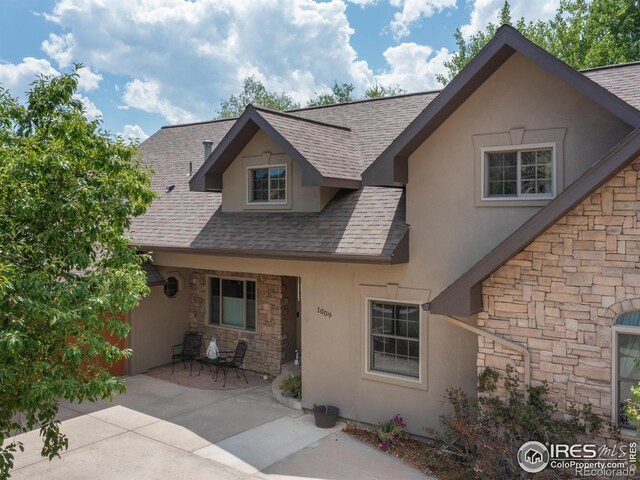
[424,365,609,479]
[377,413,407,450]
[280,374,301,399]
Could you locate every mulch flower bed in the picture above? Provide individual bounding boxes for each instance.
[343,423,441,478]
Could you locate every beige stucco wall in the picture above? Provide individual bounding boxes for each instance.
[132,53,634,435]
[478,156,640,440]
[222,130,338,212]
[128,267,191,375]
[406,52,632,289]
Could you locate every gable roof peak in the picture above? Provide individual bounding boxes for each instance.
[248,104,352,131]
[363,24,640,187]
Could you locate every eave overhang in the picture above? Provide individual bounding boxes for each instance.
[138,230,409,265]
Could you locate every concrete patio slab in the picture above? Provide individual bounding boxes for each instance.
[11,415,126,471]
[10,375,433,479]
[11,431,250,480]
[261,431,430,480]
[196,415,342,472]
[168,386,302,444]
[89,405,159,431]
[135,419,212,452]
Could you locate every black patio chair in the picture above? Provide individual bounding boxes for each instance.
[209,340,249,387]
[171,331,202,375]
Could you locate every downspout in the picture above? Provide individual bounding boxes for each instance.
[424,307,531,399]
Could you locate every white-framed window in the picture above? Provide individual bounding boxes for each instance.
[247,165,287,203]
[613,311,640,432]
[482,144,555,200]
[208,276,256,331]
[369,300,420,379]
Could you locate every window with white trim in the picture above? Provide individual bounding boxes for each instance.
[208,277,256,331]
[370,300,420,378]
[614,311,640,430]
[484,147,554,199]
[248,165,286,203]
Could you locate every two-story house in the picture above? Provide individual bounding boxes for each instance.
[128,26,640,437]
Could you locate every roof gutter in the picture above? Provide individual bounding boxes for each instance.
[137,244,408,265]
[423,306,531,398]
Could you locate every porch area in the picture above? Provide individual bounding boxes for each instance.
[128,266,300,378]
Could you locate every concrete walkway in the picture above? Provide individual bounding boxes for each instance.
[8,374,431,479]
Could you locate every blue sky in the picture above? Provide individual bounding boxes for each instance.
[0,0,559,141]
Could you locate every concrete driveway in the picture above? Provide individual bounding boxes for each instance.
[8,374,431,479]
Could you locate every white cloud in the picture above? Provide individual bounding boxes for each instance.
[77,67,102,91]
[41,33,74,67]
[460,0,559,39]
[42,0,379,123]
[122,79,197,124]
[119,124,149,142]
[0,57,59,95]
[375,42,450,91]
[347,0,379,5]
[389,0,457,40]
[73,94,102,120]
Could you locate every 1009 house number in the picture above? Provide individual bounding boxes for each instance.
[317,307,332,318]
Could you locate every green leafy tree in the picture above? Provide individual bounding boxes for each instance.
[437,0,640,85]
[216,76,300,118]
[546,0,640,69]
[306,81,356,107]
[0,67,155,477]
[363,84,406,99]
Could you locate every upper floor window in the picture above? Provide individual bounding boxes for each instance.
[249,165,286,203]
[483,145,555,200]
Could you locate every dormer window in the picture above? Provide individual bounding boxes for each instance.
[248,165,287,203]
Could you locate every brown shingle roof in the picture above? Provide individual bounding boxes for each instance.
[131,187,408,262]
[287,92,438,171]
[131,53,640,262]
[583,62,640,110]
[254,108,362,180]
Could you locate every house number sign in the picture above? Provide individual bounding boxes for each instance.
[317,307,332,318]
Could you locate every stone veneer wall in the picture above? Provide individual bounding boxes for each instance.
[190,269,290,376]
[478,156,640,432]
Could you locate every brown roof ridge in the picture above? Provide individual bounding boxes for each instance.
[285,90,441,113]
[160,117,236,129]
[252,105,352,131]
[427,127,640,317]
[581,61,640,73]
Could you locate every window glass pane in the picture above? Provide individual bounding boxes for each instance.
[369,301,419,378]
[619,333,640,380]
[619,379,637,428]
[618,333,640,428]
[251,168,269,202]
[520,149,552,196]
[487,152,517,197]
[164,276,179,298]
[221,279,244,327]
[616,311,640,327]
[246,281,256,331]
[209,277,220,325]
[269,167,286,201]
